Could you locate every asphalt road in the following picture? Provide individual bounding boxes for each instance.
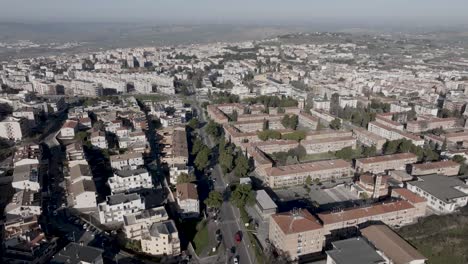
[194,103,255,264]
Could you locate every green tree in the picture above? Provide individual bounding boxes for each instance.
[192,138,204,155]
[281,114,299,130]
[282,131,306,142]
[329,118,342,130]
[204,191,223,209]
[362,145,377,157]
[230,184,256,208]
[194,146,210,171]
[305,176,312,185]
[187,118,199,130]
[234,153,250,178]
[219,144,234,173]
[176,173,196,184]
[262,119,269,131]
[205,120,222,139]
[75,131,89,142]
[257,130,282,141]
[335,147,357,161]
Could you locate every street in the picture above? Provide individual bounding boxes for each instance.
[193,103,256,264]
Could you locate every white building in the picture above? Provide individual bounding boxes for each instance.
[5,190,41,217]
[12,164,40,191]
[338,97,357,108]
[141,220,181,256]
[98,193,145,224]
[90,131,108,149]
[110,152,144,170]
[123,207,168,240]
[407,174,468,214]
[68,179,97,210]
[60,120,78,139]
[175,183,199,218]
[0,116,28,140]
[108,168,152,194]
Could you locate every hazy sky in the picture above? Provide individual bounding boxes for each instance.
[1,0,467,25]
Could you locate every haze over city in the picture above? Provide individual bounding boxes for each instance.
[0,1,468,264]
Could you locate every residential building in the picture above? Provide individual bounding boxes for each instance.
[12,164,40,191]
[406,117,458,133]
[411,160,460,176]
[352,126,386,151]
[108,168,152,194]
[98,193,145,224]
[5,190,41,217]
[254,190,277,219]
[263,159,353,188]
[141,220,181,256]
[110,152,144,170]
[123,207,168,240]
[301,136,356,154]
[59,119,78,139]
[353,174,389,199]
[175,183,199,218]
[67,179,97,210]
[90,131,108,149]
[269,209,325,260]
[406,174,468,214]
[0,116,28,140]
[355,153,418,174]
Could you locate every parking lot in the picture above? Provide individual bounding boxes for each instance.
[274,183,360,211]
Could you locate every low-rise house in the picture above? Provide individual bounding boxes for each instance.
[12,164,40,191]
[269,209,325,260]
[110,152,144,170]
[326,237,387,264]
[361,225,427,264]
[411,160,460,176]
[98,193,145,224]
[254,190,277,219]
[141,220,181,256]
[355,153,418,174]
[108,168,152,194]
[175,183,199,218]
[406,174,468,214]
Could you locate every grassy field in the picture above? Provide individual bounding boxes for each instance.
[193,220,209,255]
[397,208,468,264]
[301,152,337,162]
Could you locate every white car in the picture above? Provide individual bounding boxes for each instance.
[233,256,239,264]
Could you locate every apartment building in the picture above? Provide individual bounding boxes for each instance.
[353,174,389,199]
[13,144,40,166]
[249,140,299,154]
[162,127,188,165]
[301,136,356,155]
[368,121,424,146]
[352,126,386,151]
[59,119,78,139]
[108,168,152,194]
[263,159,353,188]
[66,142,85,161]
[207,105,229,124]
[141,220,181,256]
[318,200,424,236]
[406,174,468,214]
[411,160,460,176]
[98,193,145,224]
[90,131,108,149]
[68,179,97,210]
[0,116,28,140]
[123,207,168,240]
[355,153,418,174]
[269,209,325,260]
[175,183,199,218]
[110,152,144,170]
[406,117,458,133]
[12,164,40,191]
[298,111,319,130]
[51,243,103,264]
[444,131,468,144]
[5,190,41,217]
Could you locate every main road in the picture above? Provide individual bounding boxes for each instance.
[193,103,256,264]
